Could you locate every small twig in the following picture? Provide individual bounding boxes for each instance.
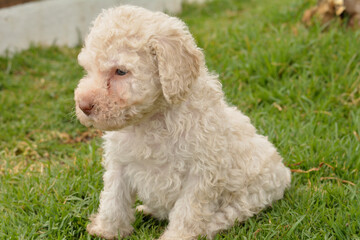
[291,167,320,173]
[320,177,355,186]
[291,161,334,173]
[313,110,332,116]
[287,161,303,167]
[319,162,335,170]
[254,228,261,237]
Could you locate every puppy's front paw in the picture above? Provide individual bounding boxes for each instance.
[87,214,133,240]
[87,221,118,240]
[158,231,198,240]
[158,235,197,240]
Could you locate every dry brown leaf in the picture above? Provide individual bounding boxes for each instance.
[66,129,103,144]
[302,7,318,26]
[51,129,103,144]
[354,131,360,141]
[272,102,283,111]
[302,0,360,27]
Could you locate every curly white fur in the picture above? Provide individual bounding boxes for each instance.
[74,5,291,240]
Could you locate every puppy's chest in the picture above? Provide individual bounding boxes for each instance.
[125,161,186,210]
[104,129,190,208]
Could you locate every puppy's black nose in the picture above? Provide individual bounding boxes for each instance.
[79,101,94,116]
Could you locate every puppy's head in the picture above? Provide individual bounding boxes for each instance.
[74,5,204,130]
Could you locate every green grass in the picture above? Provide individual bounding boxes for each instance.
[1,0,359,239]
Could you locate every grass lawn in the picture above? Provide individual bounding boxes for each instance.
[1,0,359,239]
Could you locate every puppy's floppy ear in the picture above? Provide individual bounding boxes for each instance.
[149,27,204,104]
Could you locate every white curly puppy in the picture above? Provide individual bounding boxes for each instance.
[74,5,291,240]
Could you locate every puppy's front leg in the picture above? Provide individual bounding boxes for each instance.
[87,168,135,240]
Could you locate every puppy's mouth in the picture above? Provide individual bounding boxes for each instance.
[75,95,162,131]
[77,114,112,131]
[76,105,130,131]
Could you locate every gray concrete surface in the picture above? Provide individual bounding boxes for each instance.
[0,0,184,55]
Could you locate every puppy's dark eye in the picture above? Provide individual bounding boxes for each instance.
[115,69,127,76]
